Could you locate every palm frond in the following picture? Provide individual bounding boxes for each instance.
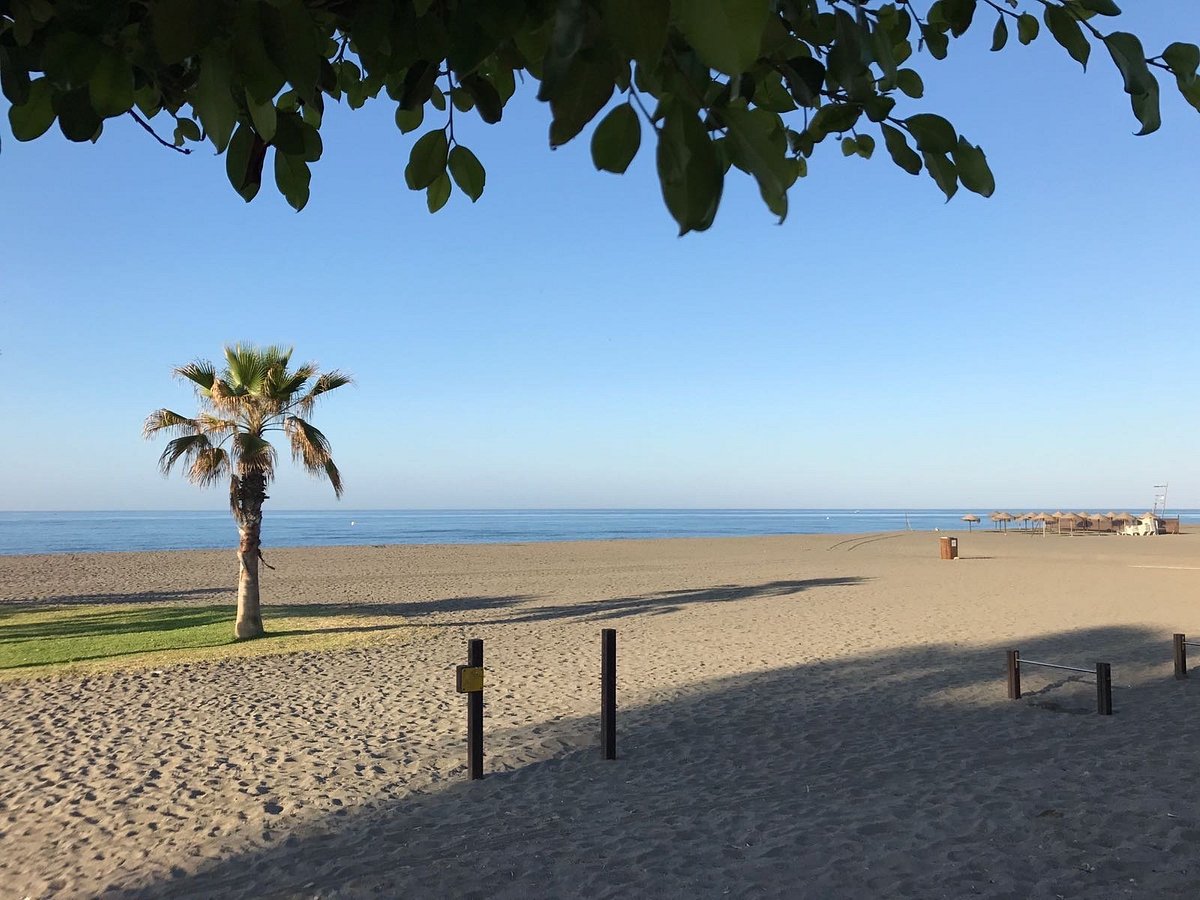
[270,362,318,404]
[232,431,277,477]
[295,369,353,415]
[224,343,292,394]
[284,415,333,468]
[143,408,198,439]
[323,459,344,498]
[207,377,249,416]
[158,433,212,477]
[189,446,230,487]
[285,416,343,497]
[173,359,216,394]
[224,344,268,393]
[195,413,240,437]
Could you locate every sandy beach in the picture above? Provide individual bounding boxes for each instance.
[2,529,1200,898]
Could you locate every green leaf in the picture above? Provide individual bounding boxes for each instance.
[871,25,899,78]
[1044,6,1090,69]
[943,0,977,38]
[855,133,875,159]
[42,32,102,89]
[1077,0,1121,15]
[1104,32,1160,135]
[53,88,102,142]
[273,150,311,210]
[176,118,202,142]
[153,0,222,64]
[395,104,424,134]
[226,124,266,202]
[247,91,278,141]
[548,59,614,147]
[448,145,486,201]
[922,151,958,200]
[193,52,238,152]
[810,103,861,138]
[1162,42,1200,86]
[1180,77,1200,113]
[655,99,723,234]
[904,113,956,153]
[590,103,641,174]
[261,0,322,100]
[462,74,504,123]
[881,123,922,175]
[896,69,924,99]
[233,3,286,103]
[674,0,771,75]
[841,136,857,157]
[0,49,32,106]
[88,50,134,117]
[7,77,56,141]
[399,61,439,111]
[780,57,825,107]
[921,25,949,60]
[723,104,792,220]
[863,94,896,123]
[426,171,452,212]
[1017,13,1039,45]
[991,17,1008,52]
[299,121,323,162]
[951,136,994,196]
[430,88,447,111]
[405,129,449,190]
[603,0,669,69]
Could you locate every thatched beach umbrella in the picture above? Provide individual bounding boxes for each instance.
[1058,512,1080,534]
[1112,512,1134,522]
[990,511,1015,532]
[962,514,980,531]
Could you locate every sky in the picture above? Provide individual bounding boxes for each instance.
[2,3,1198,511]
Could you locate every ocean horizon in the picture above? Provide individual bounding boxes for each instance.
[1,509,1196,556]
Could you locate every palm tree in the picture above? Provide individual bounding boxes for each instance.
[144,344,351,639]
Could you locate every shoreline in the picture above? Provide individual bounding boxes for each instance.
[2,522,1194,560]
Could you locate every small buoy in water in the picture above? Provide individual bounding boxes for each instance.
[350,520,356,526]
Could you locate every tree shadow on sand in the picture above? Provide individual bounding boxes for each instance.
[110,623,1200,900]
[284,577,870,627]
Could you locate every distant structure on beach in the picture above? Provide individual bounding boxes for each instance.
[972,510,1180,536]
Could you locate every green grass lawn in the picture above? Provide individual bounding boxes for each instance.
[0,602,414,679]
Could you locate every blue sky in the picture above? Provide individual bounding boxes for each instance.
[2,2,1197,511]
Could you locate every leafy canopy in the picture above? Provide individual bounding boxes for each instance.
[143,343,352,498]
[3,1,1197,232]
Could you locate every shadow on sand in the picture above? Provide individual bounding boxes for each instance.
[117,623,1200,900]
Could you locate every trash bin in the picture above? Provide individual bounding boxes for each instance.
[939,536,959,560]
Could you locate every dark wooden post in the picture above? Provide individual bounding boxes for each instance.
[1006,649,1021,700]
[1174,633,1188,680]
[468,638,484,779]
[1095,662,1112,716]
[601,628,617,760]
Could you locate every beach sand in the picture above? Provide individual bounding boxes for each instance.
[2,529,1200,898]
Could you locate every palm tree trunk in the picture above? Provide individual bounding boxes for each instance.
[232,472,268,639]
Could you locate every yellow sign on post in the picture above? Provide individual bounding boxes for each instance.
[456,665,484,693]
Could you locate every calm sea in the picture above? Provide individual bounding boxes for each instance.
[0,509,1196,556]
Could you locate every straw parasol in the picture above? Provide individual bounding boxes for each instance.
[961,514,980,531]
[1112,512,1134,522]
[990,511,1015,532]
